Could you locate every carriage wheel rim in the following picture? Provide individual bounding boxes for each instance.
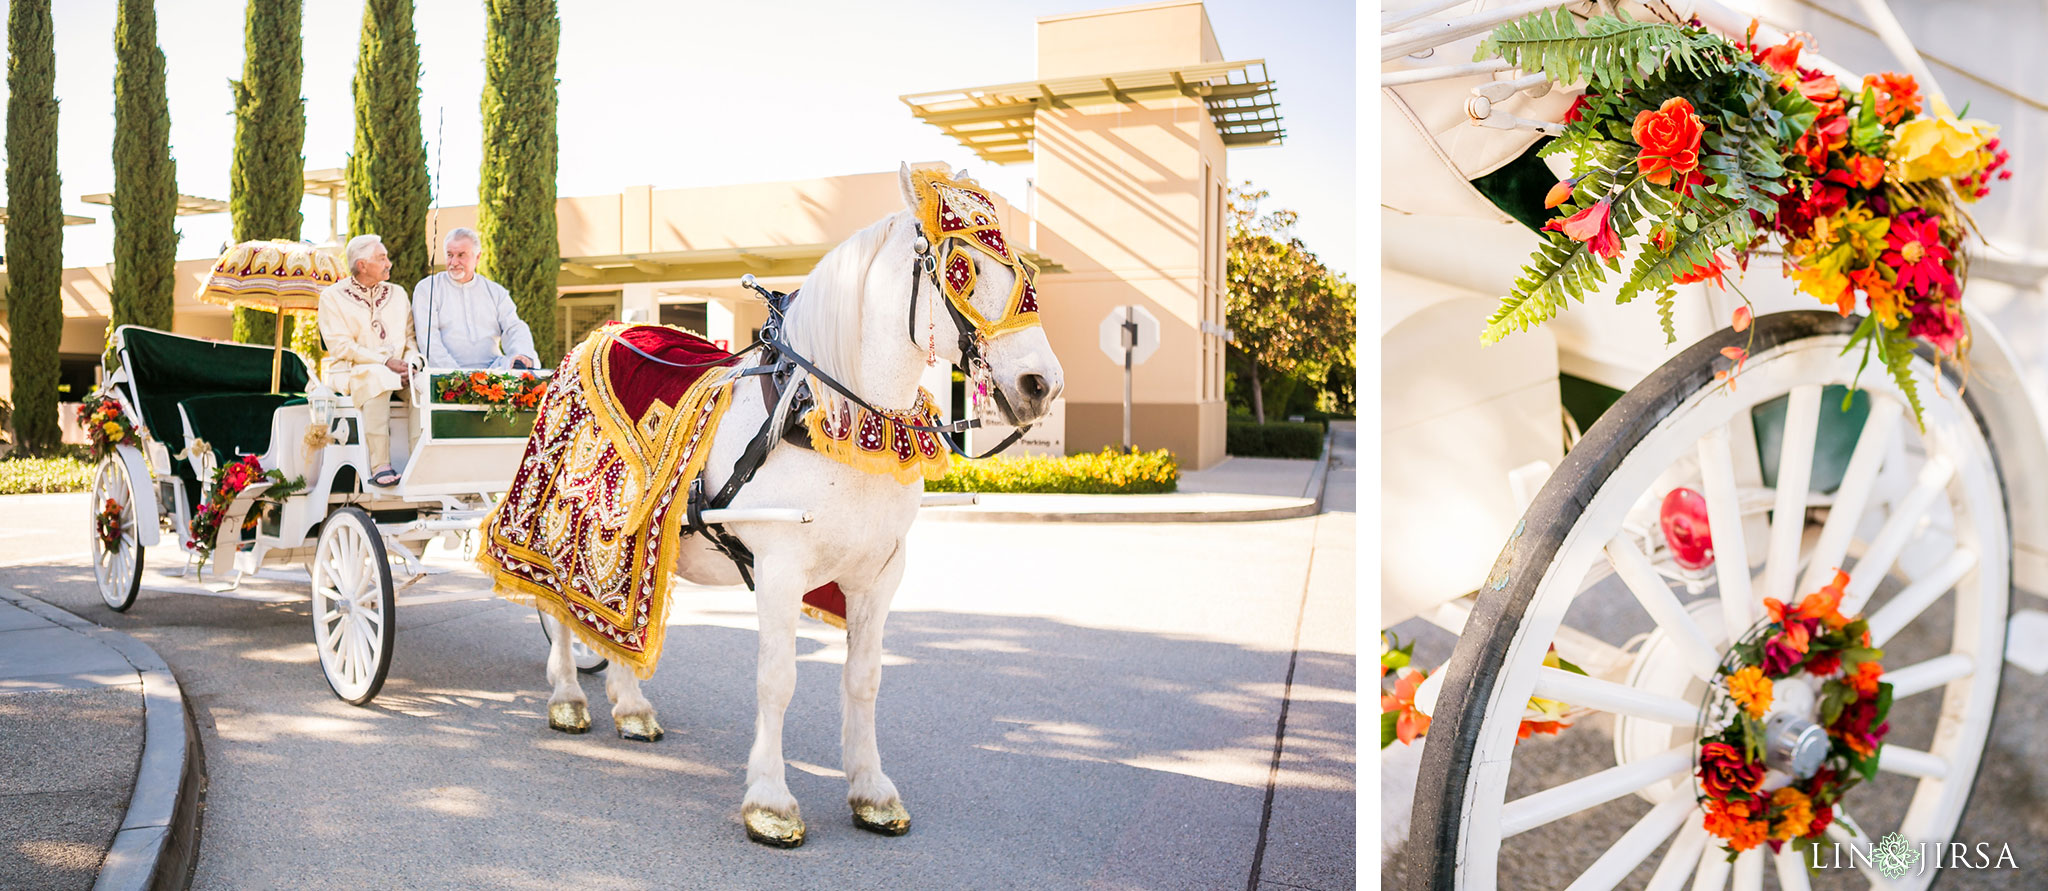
[1430,324,2006,891]
[312,511,388,702]
[92,458,140,608]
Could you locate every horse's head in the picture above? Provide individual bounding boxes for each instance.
[896,163,1065,426]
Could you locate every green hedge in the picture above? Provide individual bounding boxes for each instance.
[1227,421,1325,459]
[0,456,95,493]
[927,448,1178,494]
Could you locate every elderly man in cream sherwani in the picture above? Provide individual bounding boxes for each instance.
[319,233,419,487]
[413,228,538,371]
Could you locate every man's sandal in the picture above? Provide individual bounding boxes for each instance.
[369,467,401,487]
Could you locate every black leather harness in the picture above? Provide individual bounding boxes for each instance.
[680,231,1033,589]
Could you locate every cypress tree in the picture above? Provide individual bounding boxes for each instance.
[228,0,305,345]
[6,0,62,453]
[346,0,428,290]
[111,0,177,338]
[478,0,559,363]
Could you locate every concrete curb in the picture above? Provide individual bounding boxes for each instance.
[0,589,204,891]
[920,432,1339,524]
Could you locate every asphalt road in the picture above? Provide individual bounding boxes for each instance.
[2,456,1356,891]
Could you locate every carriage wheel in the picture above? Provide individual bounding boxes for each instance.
[90,456,145,611]
[1409,312,2007,890]
[311,507,397,705]
[537,607,610,674]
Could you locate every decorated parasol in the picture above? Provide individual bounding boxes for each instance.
[195,239,346,392]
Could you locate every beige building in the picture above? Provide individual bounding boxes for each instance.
[1,0,1281,469]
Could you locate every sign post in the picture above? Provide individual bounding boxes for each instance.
[1099,304,1160,451]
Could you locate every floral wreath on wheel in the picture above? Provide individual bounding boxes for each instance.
[1474,10,2008,428]
[95,498,125,552]
[1695,569,1891,859]
[187,454,305,566]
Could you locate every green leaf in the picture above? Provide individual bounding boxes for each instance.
[1482,236,1610,344]
[1875,324,1927,430]
[1554,654,1588,676]
[1382,710,1401,749]
[1474,9,1733,89]
[1820,685,1849,726]
[1851,86,1887,155]
[1873,681,1895,724]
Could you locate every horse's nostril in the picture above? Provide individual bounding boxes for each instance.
[1021,373,1050,400]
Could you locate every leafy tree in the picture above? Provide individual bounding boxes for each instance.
[478,0,559,363]
[111,0,177,340]
[228,0,306,345]
[346,0,428,289]
[1225,185,1355,423]
[6,0,62,452]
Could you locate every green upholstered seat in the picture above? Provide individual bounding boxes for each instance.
[177,393,307,466]
[113,326,313,502]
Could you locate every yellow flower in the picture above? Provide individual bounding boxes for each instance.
[1770,787,1815,840]
[103,421,123,438]
[1893,99,1998,182]
[1525,648,1574,722]
[1729,665,1773,719]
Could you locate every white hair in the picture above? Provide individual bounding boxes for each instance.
[345,233,386,275]
[782,214,898,398]
[444,227,480,251]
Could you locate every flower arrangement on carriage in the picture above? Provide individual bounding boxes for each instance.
[431,369,549,419]
[1476,10,2007,425]
[79,396,145,459]
[1379,5,2023,886]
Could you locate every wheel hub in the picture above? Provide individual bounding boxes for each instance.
[1763,712,1829,778]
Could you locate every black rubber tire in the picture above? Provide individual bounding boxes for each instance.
[1402,310,2011,888]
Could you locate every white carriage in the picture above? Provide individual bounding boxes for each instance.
[84,325,607,704]
[1383,2,2048,889]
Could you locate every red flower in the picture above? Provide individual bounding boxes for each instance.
[1699,741,1765,798]
[1632,98,1705,185]
[1544,177,1579,209]
[1847,661,1885,698]
[1755,37,1802,75]
[1762,634,1806,675]
[1544,198,1621,259]
[1674,254,1730,288]
[1805,650,1842,677]
[1883,214,1957,297]
[1674,169,1710,198]
[1908,299,1965,356]
[1562,94,1589,124]
[1806,803,1835,839]
[1794,116,1851,171]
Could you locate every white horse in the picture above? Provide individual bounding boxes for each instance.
[540,164,1064,847]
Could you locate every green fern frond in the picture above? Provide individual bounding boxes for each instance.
[1475,9,1732,89]
[1481,237,1612,344]
[1654,289,1677,344]
[1619,202,1755,306]
[1876,325,1927,431]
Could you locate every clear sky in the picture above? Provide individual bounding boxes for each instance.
[19,0,1354,278]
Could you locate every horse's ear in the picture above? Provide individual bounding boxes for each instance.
[899,163,920,212]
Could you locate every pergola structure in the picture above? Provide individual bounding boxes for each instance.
[77,192,229,216]
[552,243,1064,288]
[900,59,1284,164]
[0,207,96,227]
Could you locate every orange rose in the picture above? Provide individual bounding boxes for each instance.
[1633,97,1705,185]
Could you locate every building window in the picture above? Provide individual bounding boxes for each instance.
[58,355,99,403]
[660,301,709,338]
[557,292,621,355]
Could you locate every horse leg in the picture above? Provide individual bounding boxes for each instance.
[606,661,663,742]
[543,614,591,733]
[840,543,909,835]
[741,564,807,848]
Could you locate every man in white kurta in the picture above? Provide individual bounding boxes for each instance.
[319,234,418,486]
[413,228,539,370]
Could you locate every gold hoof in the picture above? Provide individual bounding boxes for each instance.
[548,701,591,734]
[615,713,664,742]
[743,806,806,848]
[852,801,911,836]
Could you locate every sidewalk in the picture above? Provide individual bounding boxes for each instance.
[921,422,1347,523]
[0,587,200,891]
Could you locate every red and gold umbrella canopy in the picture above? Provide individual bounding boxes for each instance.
[194,239,345,391]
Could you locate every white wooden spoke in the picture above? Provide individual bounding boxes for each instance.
[1532,666,1697,725]
[1867,549,1976,646]
[1689,839,1731,891]
[1773,846,1812,891]
[1607,538,1720,679]
[1697,426,1756,634]
[1563,792,1695,891]
[1798,398,1903,595]
[1501,746,1692,839]
[1645,820,1710,891]
[1764,385,1823,603]
[1842,456,1956,615]
[1885,653,1973,699]
[1879,745,1949,779]
[1730,846,1763,891]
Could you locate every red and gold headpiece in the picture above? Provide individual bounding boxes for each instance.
[908,168,1041,339]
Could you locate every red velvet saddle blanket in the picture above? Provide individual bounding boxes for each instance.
[477,323,846,677]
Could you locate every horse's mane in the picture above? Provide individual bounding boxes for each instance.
[781,212,901,398]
